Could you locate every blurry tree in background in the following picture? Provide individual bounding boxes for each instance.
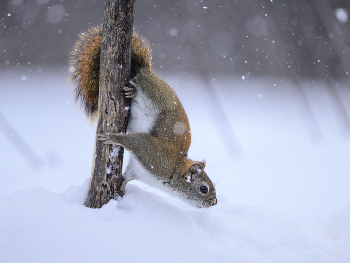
[1,0,350,144]
[1,0,350,79]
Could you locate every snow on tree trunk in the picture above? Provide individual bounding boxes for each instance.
[85,0,136,208]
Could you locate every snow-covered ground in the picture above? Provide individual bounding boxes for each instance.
[1,68,349,262]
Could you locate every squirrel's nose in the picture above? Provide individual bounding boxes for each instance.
[212,198,217,206]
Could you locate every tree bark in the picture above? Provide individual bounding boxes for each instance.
[85,0,136,208]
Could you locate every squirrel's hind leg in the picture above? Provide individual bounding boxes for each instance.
[98,132,176,179]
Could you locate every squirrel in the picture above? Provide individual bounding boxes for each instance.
[69,26,217,208]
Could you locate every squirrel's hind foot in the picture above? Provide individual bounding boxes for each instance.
[96,132,123,145]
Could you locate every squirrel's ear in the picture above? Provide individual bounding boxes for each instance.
[188,161,205,175]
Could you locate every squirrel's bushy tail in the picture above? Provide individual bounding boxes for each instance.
[69,26,151,119]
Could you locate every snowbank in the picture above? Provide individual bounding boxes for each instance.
[1,181,349,263]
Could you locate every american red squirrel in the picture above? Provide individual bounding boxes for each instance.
[69,26,217,208]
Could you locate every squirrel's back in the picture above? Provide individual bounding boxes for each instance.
[69,26,152,119]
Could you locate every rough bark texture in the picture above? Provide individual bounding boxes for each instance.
[85,0,136,208]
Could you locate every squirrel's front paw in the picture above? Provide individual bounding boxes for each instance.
[96,133,121,145]
[123,81,136,99]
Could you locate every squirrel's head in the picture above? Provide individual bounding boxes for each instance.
[176,161,217,208]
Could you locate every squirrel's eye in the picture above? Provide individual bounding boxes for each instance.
[199,185,208,195]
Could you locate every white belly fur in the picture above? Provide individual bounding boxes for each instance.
[124,153,171,194]
[127,87,160,134]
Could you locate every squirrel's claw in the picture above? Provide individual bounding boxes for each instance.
[96,133,122,145]
[96,133,109,142]
[102,140,115,145]
[123,81,136,99]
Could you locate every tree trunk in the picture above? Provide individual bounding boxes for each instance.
[85,0,136,208]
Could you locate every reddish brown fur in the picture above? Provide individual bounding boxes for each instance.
[69,26,151,120]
